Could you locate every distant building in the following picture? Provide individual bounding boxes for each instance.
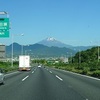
[60,57,69,63]
[0,44,5,60]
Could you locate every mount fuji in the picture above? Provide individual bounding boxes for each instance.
[38,37,72,48]
[6,37,92,57]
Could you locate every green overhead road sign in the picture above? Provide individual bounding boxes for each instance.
[0,31,9,37]
[0,18,9,37]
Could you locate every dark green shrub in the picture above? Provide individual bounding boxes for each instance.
[91,70,100,78]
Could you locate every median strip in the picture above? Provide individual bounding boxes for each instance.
[56,75,63,81]
[22,75,29,81]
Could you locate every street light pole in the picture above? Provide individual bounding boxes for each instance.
[0,11,7,15]
[98,45,99,62]
[79,49,81,66]
[0,11,8,17]
[11,33,14,67]
[21,45,23,55]
[11,33,24,67]
[25,50,31,55]
[21,34,24,55]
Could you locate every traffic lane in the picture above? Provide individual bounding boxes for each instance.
[4,71,30,84]
[48,68,100,100]
[4,67,36,79]
[0,67,85,100]
[50,68,100,89]
[0,67,36,88]
[30,67,85,100]
[14,67,85,100]
[0,67,37,100]
[53,68,100,87]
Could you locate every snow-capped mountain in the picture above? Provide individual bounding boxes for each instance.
[46,37,57,41]
[38,37,72,48]
[6,38,92,57]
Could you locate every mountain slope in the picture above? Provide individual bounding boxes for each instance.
[6,43,76,58]
[38,37,72,48]
[6,38,92,58]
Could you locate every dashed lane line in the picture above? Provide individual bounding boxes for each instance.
[49,71,52,73]
[22,75,29,81]
[32,71,34,73]
[56,75,63,81]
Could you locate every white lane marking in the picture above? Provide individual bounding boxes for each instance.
[49,71,52,73]
[56,75,63,81]
[62,70,100,81]
[32,71,34,73]
[5,71,19,77]
[22,75,29,81]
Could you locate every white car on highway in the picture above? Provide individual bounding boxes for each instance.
[38,65,41,68]
[0,68,5,85]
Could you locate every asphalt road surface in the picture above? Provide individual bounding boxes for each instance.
[0,66,100,100]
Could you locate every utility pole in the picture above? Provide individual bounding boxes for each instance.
[79,49,81,67]
[11,33,24,67]
[98,46,99,62]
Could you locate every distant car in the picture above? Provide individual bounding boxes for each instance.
[38,65,41,68]
[0,68,5,85]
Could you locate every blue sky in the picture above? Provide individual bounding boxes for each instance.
[0,0,100,46]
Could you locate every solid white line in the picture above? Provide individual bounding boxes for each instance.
[49,71,52,73]
[5,71,19,77]
[62,70,100,81]
[22,75,29,81]
[56,75,63,81]
[54,68,100,81]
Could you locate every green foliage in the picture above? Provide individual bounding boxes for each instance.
[32,59,46,65]
[74,47,99,63]
[31,47,100,78]
[0,61,18,73]
[46,47,100,78]
[91,70,100,78]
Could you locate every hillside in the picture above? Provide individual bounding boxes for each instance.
[6,43,76,58]
[5,37,93,58]
[74,47,99,63]
[48,47,100,78]
[38,37,92,51]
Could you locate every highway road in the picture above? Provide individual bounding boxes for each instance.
[0,66,100,100]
